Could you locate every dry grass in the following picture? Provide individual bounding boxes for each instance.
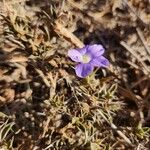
[0,0,150,149]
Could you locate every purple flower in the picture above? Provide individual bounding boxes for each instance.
[68,44,109,78]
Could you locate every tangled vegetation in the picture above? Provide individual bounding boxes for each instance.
[0,0,150,149]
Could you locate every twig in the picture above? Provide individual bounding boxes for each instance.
[111,123,133,146]
[136,27,150,56]
[35,68,50,88]
[0,55,28,63]
[120,41,150,75]
[123,0,148,26]
[42,116,51,138]
[0,96,6,102]
[13,63,27,79]
[131,75,148,88]
[54,20,84,48]
[118,85,143,111]
[47,72,58,99]
[98,109,133,146]
[6,35,25,49]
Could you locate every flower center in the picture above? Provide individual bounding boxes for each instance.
[81,54,91,63]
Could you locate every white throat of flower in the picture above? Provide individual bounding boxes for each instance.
[81,54,91,63]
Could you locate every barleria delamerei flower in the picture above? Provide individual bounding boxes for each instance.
[68,44,109,78]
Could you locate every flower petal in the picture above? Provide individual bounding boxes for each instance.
[87,44,105,57]
[79,46,88,55]
[75,63,94,78]
[68,49,82,62]
[91,56,109,67]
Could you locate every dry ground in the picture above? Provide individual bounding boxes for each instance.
[0,0,150,149]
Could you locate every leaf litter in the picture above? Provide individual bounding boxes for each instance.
[0,0,150,149]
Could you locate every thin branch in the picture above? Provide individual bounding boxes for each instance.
[35,68,50,88]
[120,41,150,75]
[98,110,133,146]
[136,27,150,56]
[54,20,84,48]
